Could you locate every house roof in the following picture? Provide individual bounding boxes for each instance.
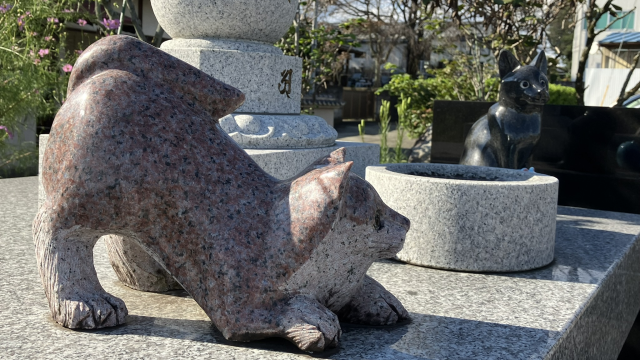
[599,32,640,49]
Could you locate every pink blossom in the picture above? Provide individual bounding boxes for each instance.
[77,19,87,26]
[30,32,37,36]
[33,58,40,64]
[75,49,83,55]
[0,126,13,139]
[62,8,73,13]
[62,64,73,73]
[44,36,52,41]
[0,4,12,13]
[38,48,49,57]
[47,17,58,23]
[17,15,25,31]
[102,18,120,30]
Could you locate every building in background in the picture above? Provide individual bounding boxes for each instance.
[571,0,638,79]
[571,0,640,106]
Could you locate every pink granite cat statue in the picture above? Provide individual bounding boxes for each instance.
[34,36,410,352]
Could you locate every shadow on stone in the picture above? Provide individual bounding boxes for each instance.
[484,207,640,285]
[336,312,558,359]
[77,315,363,358]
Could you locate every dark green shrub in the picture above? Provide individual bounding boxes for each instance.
[548,84,578,105]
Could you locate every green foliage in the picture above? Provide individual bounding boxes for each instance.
[276,20,358,96]
[0,0,157,177]
[0,0,118,176]
[378,60,499,140]
[357,119,365,143]
[394,96,410,163]
[379,100,391,164]
[548,84,578,105]
[0,0,78,175]
[376,64,433,140]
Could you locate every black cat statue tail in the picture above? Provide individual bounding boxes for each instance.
[460,50,549,169]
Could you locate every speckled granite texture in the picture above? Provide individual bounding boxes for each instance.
[153,0,340,149]
[150,0,298,43]
[35,35,408,352]
[246,141,380,180]
[162,43,302,114]
[37,136,379,293]
[219,114,338,148]
[38,140,378,203]
[3,177,640,359]
[366,164,559,272]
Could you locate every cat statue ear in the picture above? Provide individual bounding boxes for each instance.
[531,51,548,76]
[499,50,521,79]
[287,162,354,252]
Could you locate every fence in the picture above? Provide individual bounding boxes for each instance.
[584,68,640,106]
[342,87,376,120]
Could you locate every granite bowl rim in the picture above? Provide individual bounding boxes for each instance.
[366,163,558,185]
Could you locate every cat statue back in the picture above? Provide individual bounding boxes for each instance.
[460,50,549,169]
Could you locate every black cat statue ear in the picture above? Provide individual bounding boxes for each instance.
[531,50,548,75]
[499,50,548,79]
[460,49,550,169]
[499,50,522,79]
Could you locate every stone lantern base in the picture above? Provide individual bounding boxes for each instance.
[160,39,339,149]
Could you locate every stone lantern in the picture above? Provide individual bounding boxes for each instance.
[151,0,338,148]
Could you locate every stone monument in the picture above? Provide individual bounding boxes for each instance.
[35,36,409,352]
[151,0,326,146]
[150,0,379,175]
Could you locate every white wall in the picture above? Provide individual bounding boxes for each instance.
[584,68,640,106]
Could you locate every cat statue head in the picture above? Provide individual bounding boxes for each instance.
[498,50,550,113]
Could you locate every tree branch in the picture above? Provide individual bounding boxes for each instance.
[595,6,636,36]
[616,52,640,106]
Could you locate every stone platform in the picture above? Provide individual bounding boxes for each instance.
[2,176,640,359]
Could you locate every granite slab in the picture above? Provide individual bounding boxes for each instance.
[2,176,640,359]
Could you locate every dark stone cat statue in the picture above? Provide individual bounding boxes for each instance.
[34,36,410,353]
[460,50,549,169]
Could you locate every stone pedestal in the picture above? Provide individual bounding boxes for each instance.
[152,0,340,149]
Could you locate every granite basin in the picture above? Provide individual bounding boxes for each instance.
[151,0,298,44]
[366,163,559,272]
